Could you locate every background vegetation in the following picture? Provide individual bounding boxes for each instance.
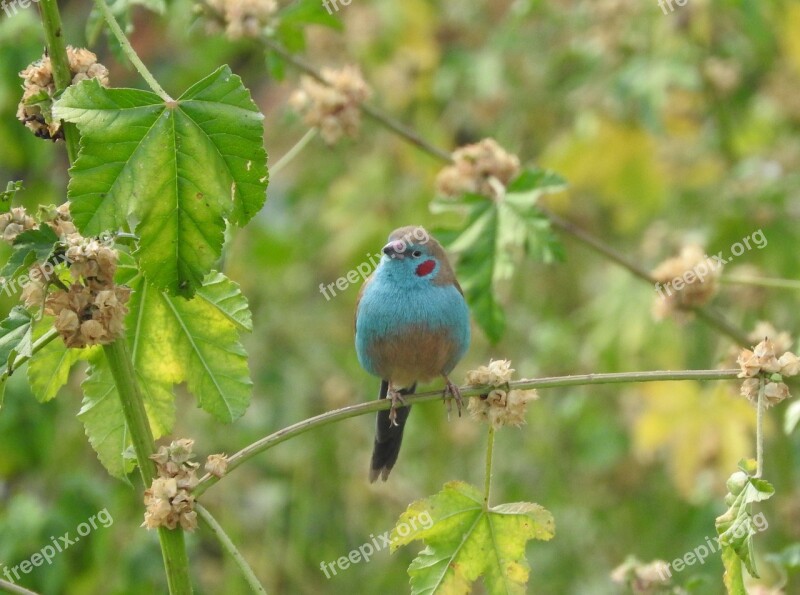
[1,0,799,593]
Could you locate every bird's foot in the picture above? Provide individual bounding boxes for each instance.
[442,375,463,419]
[387,386,407,427]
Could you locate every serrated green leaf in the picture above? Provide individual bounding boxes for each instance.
[0,226,59,282]
[53,67,269,296]
[391,481,554,595]
[131,273,252,422]
[27,320,96,403]
[78,270,252,478]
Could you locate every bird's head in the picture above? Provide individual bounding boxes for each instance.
[379,225,456,289]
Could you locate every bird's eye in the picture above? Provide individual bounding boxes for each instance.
[412,250,422,258]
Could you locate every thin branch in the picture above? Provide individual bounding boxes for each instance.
[756,376,765,478]
[0,579,40,595]
[196,504,268,595]
[92,0,173,101]
[483,425,495,510]
[194,368,740,496]
[721,276,800,291]
[269,128,317,176]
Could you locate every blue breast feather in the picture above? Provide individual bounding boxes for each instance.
[355,271,470,378]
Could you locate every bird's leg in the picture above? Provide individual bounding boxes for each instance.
[442,375,463,418]
[387,384,407,427]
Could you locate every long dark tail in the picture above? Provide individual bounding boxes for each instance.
[369,380,414,482]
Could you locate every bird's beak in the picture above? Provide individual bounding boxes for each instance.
[382,240,406,259]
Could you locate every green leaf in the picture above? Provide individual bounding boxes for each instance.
[52,67,269,296]
[391,481,554,594]
[130,273,253,421]
[79,353,138,482]
[506,167,566,194]
[78,270,252,478]
[0,307,33,371]
[0,307,33,407]
[437,169,565,342]
[721,546,746,595]
[0,180,23,212]
[0,226,59,282]
[716,467,774,579]
[27,320,96,403]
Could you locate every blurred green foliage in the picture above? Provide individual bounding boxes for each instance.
[1,0,800,593]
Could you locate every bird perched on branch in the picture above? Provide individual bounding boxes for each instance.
[355,225,471,482]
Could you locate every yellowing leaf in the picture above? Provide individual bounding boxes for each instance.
[390,481,554,595]
[79,269,252,478]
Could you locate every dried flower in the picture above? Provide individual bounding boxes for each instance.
[465,359,515,386]
[737,338,799,407]
[0,207,37,243]
[205,454,229,478]
[465,359,537,428]
[289,65,372,144]
[201,0,277,39]
[738,338,800,380]
[143,439,202,532]
[652,245,721,319]
[17,47,109,140]
[435,138,521,201]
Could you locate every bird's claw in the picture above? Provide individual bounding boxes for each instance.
[388,387,407,427]
[443,377,463,419]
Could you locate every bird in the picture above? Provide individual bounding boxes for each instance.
[355,225,471,482]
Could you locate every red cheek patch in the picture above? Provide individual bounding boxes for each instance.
[416,259,436,277]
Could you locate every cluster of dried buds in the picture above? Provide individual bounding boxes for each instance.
[44,234,130,348]
[143,439,201,531]
[0,203,129,348]
[198,0,278,39]
[142,439,229,531]
[737,338,800,407]
[17,47,109,140]
[466,359,538,429]
[435,138,521,201]
[289,65,372,144]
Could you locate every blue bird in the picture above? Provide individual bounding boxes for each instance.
[355,226,471,482]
